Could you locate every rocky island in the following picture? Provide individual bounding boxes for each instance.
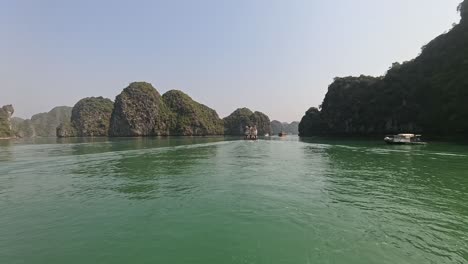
[223,108,271,136]
[162,90,224,136]
[56,82,225,137]
[299,1,468,138]
[57,97,114,137]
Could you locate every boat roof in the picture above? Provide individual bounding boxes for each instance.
[398,133,415,137]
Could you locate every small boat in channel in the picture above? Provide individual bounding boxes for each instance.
[278,132,287,137]
[384,134,427,145]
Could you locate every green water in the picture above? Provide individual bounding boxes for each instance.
[0,136,467,264]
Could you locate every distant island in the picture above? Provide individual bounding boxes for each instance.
[271,120,299,135]
[1,82,298,138]
[299,1,468,138]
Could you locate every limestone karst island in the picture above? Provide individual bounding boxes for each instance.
[1,1,468,264]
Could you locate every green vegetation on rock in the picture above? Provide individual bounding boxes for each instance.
[58,97,114,137]
[298,107,328,137]
[0,105,14,138]
[250,111,272,136]
[224,108,271,136]
[162,90,223,135]
[300,1,468,137]
[271,120,299,135]
[56,122,77,138]
[110,82,172,136]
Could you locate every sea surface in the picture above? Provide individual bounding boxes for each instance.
[0,136,467,264]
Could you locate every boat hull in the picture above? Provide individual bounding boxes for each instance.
[384,140,427,145]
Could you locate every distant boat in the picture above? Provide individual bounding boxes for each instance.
[384,134,427,145]
[278,132,287,137]
[264,133,270,137]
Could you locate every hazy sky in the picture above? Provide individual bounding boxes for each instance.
[0,0,462,122]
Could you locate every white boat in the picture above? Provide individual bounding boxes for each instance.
[384,134,427,145]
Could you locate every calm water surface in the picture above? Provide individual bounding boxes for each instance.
[0,136,467,264]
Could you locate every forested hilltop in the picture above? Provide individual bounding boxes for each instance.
[300,1,468,138]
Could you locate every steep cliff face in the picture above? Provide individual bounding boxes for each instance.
[223,108,255,135]
[298,107,328,137]
[300,1,468,137]
[109,82,172,136]
[71,97,113,137]
[162,90,223,135]
[250,111,271,136]
[56,97,113,137]
[0,105,14,138]
[223,108,271,136]
[28,106,72,137]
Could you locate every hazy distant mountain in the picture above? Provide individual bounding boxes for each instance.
[271,120,299,135]
[300,1,468,137]
[11,117,34,138]
[11,106,72,138]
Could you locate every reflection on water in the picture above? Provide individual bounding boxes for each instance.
[0,136,467,264]
[0,139,13,162]
[300,138,468,263]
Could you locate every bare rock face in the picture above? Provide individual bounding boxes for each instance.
[0,105,14,138]
[109,82,172,136]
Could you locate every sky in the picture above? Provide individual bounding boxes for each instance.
[0,0,462,122]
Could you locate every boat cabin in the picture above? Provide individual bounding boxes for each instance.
[384,134,425,145]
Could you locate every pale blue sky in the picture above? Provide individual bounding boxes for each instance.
[0,0,461,122]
